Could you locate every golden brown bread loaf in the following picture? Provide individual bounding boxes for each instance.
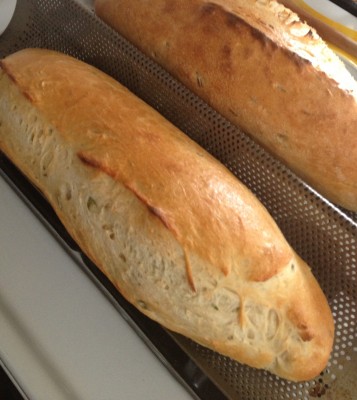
[0,48,334,381]
[94,0,357,212]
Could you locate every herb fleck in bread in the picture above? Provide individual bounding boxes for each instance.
[95,0,357,211]
[0,48,334,381]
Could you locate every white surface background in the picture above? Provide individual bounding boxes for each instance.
[306,0,357,29]
[0,0,16,35]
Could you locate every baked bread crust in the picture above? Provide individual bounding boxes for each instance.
[95,0,357,211]
[0,48,334,381]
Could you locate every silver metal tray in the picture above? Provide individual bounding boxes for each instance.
[0,0,356,399]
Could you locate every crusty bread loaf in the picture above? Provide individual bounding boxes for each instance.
[94,0,357,212]
[0,48,334,381]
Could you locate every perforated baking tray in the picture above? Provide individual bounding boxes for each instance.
[0,1,356,399]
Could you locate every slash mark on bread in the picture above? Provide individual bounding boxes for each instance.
[77,151,173,229]
[77,150,196,291]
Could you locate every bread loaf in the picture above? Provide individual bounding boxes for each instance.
[0,48,334,381]
[94,0,357,212]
